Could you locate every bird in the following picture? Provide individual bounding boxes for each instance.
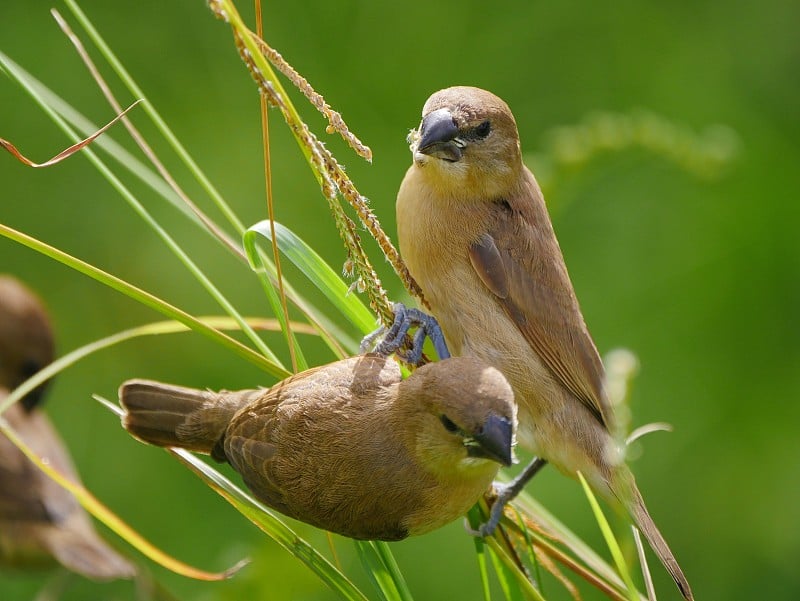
[119,354,516,541]
[390,86,693,599]
[0,275,135,580]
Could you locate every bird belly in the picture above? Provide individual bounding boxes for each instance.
[408,249,612,484]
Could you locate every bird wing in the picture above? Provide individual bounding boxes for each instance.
[467,191,611,426]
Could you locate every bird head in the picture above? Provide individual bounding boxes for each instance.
[402,356,518,477]
[0,276,55,411]
[407,86,523,199]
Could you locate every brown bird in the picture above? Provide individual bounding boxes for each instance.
[0,275,135,580]
[120,354,516,541]
[390,86,693,599]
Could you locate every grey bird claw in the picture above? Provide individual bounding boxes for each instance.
[362,302,450,365]
[470,457,548,537]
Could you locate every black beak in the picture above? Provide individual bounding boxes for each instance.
[467,414,514,467]
[417,108,462,162]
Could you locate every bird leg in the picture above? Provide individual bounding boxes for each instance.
[361,302,450,365]
[470,457,548,537]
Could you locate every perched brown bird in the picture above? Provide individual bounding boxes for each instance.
[0,275,135,580]
[390,86,693,599]
[120,354,516,540]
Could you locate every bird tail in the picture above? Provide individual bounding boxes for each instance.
[119,379,259,457]
[618,473,694,601]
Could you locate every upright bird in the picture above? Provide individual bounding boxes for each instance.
[0,275,135,580]
[393,86,692,599]
[120,354,516,541]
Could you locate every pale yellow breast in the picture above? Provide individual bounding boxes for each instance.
[396,166,608,475]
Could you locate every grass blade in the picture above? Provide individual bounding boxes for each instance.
[0,417,244,581]
[0,224,290,382]
[243,226,309,372]
[577,472,640,601]
[0,316,313,417]
[353,540,410,601]
[247,220,376,335]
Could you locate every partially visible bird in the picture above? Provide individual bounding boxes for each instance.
[0,275,135,580]
[120,354,516,540]
[391,86,693,599]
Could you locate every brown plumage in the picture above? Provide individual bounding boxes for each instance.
[395,86,693,599]
[0,275,135,580]
[120,355,516,540]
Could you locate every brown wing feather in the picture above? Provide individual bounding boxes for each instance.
[468,180,611,426]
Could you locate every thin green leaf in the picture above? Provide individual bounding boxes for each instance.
[373,541,414,601]
[0,416,245,581]
[0,50,356,359]
[470,501,546,601]
[468,505,493,601]
[577,472,640,601]
[0,316,312,417]
[244,226,309,371]
[96,397,370,601]
[506,483,636,594]
[0,224,290,384]
[173,449,369,601]
[513,506,544,598]
[0,51,284,371]
[353,540,406,601]
[248,220,376,335]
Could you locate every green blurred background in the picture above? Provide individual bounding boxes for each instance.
[1,0,798,599]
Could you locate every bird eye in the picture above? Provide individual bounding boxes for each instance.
[439,415,459,433]
[474,120,491,139]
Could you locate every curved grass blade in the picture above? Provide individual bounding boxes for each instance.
[0,51,354,359]
[0,417,244,581]
[468,505,493,601]
[247,221,376,335]
[353,540,411,601]
[577,472,640,601]
[244,226,308,372]
[95,397,369,601]
[0,100,140,166]
[372,541,413,601]
[468,504,546,601]
[0,47,284,372]
[0,316,313,417]
[0,224,290,382]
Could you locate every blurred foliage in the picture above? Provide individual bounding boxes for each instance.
[1,0,799,600]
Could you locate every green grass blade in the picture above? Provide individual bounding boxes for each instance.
[467,504,545,601]
[353,540,409,601]
[468,505,493,601]
[63,0,246,237]
[0,416,245,581]
[0,224,290,382]
[244,226,309,371]
[96,397,369,601]
[248,220,376,335]
[0,50,356,359]
[172,449,369,601]
[577,472,640,601]
[0,52,285,371]
[0,316,312,417]
[372,541,414,601]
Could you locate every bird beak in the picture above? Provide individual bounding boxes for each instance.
[466,414,514,466]
[416,108,462,162]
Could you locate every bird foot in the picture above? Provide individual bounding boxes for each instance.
[467,457,548,537]
[360,302,450,365]
[465,482,518,537]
